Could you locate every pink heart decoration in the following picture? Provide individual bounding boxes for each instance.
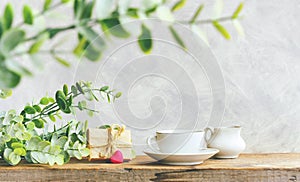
[110,150,124,164]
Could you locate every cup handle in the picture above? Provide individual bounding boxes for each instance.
[204,127,214,144]
[147,135,159,152]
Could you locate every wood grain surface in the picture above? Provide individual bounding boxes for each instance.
[0,153,299,181]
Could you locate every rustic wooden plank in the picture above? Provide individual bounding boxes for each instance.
[0,153,299,181]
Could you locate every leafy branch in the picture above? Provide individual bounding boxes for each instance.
[0,81,121,165]
[0,0,244,92]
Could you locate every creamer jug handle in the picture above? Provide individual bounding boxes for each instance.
[204,127,214,144]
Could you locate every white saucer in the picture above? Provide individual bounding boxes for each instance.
[143,148,219,165]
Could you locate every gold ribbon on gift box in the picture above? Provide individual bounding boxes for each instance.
[87,124,133,160]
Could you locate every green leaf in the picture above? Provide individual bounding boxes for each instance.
[100,86,109,91]
[87,110,93,117]
[55,154,64,165]
[23,5,34,25]
[76,82,84,94]
[74,0,85,20]
[115,92,122,98]
[78,27,106,51]
[78,101,86,110]
[33,105,41,112]
[55,136,68,148]
[30,151,47,163]
[84,44,102,61]
[3,4,14,30]
[26,122,35,130]
[71,85,78,95]
[80,1,94,19]
[8,150,21,165]
[0,29,25,55]
[169,26,186,49]
[232,2,244,19]
[11,142,24,149]
[46,25,75,39]
[73,150,82,160]
[56,91,69,113]
[43,0,52,11]
[0,89,12,99]
[13,115,24,123]
[32,119,44,128]
[138,24,152,54]
[189,4,204,24]
[22,132,32,140]
[213,21,231,40]
[73,38,87,57]
[26,136,42,150]
[79,148,89,156]
[24,106,36,114]
[14,148,26,156]
[107,93,110,103]
[127,8,139,18]
[99,125,111,129]
[48,114,56,122]
[49,97,55,103]
[63,84,69,96]
[40,97,49,105]
[38,141,51,151]
[100,18,130,38]
[28,37,46,54]
[54,56,71,67]
[61,0,71,3]
[171,0,186,12]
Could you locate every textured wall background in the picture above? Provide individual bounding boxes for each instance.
[1,0,300,154]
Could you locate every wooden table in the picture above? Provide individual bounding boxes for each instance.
[0,153,299,181]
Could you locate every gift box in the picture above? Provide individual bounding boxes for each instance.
[87,125,134,161]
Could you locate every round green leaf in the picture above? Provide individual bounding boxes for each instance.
[24,106,36,114]
[22,132,32,140]
[115,92,122,98]
[8,151,21,165]
[40,97,49,105]
[33,105,41,112]
[26,121,35,130]
[32,119,44,128]
[14,147,26,156]
[71,85,78,95]
[48,97,55,103]
[11,142,24,149]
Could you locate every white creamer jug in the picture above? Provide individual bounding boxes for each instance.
[205,126,246,158]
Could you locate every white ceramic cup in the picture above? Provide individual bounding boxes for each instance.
[147,130,207,153]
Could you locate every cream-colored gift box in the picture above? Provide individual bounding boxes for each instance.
[87,127,134,160]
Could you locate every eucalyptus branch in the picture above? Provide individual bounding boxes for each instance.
[0,81,120,166]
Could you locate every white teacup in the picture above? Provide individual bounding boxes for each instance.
[147,130,207,153]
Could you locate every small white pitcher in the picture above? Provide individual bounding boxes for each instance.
[205,126,246,159]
